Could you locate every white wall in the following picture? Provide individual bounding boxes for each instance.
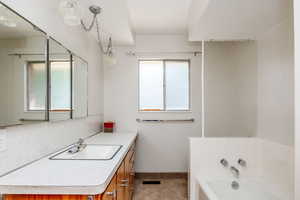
[294,0,300,198]
[204,41,257,137]
[256,17,294,146]
[104,35,202,172]
[0,0,104,176]
[104,36,259,172]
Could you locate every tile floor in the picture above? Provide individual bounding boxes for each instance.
[133,178,188,200]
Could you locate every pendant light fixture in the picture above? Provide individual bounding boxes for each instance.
[59,0,82,26]
[59,0,116,64]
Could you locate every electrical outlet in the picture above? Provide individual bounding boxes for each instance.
[0,130,6,152]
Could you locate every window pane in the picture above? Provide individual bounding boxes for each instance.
[139,61,164,110]
[27,62,46,110]
[165,61,189,110]
[50,61,70,110]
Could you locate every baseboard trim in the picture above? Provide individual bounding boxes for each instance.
[135,172,188,179]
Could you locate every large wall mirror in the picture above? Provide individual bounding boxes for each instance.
[48,39,72,121]
[0,3,88,128]
[0,3,47,127]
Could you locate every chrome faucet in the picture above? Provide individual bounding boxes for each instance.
[68,138,87,154]
[230,166,239,178]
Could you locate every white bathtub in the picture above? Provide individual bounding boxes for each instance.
[197,178,292,200]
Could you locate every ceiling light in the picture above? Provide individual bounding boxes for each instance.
[103,54,117,66]
[101,37,116,65]
[59,0,116,64]
[59,0,82,26]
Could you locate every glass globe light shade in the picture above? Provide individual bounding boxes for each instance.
[59,0,82,26]
[103,54,117,66]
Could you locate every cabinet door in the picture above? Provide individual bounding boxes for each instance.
[124,152,132,200]
[128,152,135,200]
[101,175,117,200]
[116,161,126,200]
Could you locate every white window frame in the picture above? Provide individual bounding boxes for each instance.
[26,60,71,112]
[138,59,191,112]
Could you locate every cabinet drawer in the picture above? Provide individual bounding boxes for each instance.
[98,175,117,200]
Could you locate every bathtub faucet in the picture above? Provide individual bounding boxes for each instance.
[230,166,239,178]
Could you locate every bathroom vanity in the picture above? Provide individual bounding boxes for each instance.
[0,133,137,200]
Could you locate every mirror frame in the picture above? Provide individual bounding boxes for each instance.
[0,2,89,127]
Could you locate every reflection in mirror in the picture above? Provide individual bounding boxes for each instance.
[73,56,88,118]
[204,41,257,137]
[48,39,71,121]
[0,3,47,128]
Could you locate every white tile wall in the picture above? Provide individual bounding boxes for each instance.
[189,138,294,200]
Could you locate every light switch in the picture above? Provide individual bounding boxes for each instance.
[0,130,7,152]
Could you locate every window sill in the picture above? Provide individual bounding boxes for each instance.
[24,110,72,113]
[138,110,192,113]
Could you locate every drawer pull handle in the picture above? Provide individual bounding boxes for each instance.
[121,179,129,183]
[106,190,116,199]
[120,183,129,187]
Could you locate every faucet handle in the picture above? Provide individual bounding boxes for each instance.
[220,158,228,167]
[238,158,247,167]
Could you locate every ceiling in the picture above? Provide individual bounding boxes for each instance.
[0,0,291,44]
[188,0,293,41]
[88,0,292,45]
[79,0,134,45]
[127,0,192,35]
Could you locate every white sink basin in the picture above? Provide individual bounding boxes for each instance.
[50,144,122,160]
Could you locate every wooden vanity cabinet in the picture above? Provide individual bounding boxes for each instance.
[116,161,126,200]
[116,142,135,200]
[128,151,135,200]
[4,141,136,200]
[4,195,88,200]
[95,175,117,200]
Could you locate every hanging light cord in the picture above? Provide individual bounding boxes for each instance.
[94,14,104,52]
[80,9,113,55]
[80,14,97,32]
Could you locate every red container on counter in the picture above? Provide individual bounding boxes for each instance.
[104,121,115,133]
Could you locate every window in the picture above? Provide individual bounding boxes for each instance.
[50,61,71,111]
[139,60,190,111]
[27,61,71,111]
[27,62,47,111]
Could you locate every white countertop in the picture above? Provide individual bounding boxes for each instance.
[0,132,137,195]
